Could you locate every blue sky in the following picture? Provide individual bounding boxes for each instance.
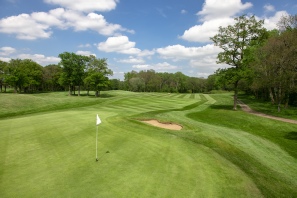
[0,0,296,80]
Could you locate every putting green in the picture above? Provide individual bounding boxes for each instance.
[0,91,296,197]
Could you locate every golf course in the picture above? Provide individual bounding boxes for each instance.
[1,91,297,197]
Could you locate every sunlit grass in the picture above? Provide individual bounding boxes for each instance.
[0,91,296,197]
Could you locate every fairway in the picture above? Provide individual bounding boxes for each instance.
[1,91,297,197]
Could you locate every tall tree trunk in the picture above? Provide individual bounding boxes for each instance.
[269,87,275,104]
[78,85,80,96]
[233,80,239,110]
[68,84,71,96]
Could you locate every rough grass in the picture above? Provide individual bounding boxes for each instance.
[238,94,297,120]
[0,91,297,197]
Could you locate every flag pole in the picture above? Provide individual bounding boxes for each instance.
[96,125,98,161]
[96,114,101,162]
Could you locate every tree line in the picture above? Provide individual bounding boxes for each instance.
[122,70,207,93]
[208,14,297,110]
[0,52,112,97]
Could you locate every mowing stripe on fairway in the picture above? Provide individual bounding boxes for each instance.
[1,91,297,197]
[0,110,262,197]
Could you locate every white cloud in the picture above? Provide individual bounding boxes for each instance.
[197,0,252,21]
[180,18,234,42]
[0,57,11,62]
[157,44,222,60]
[118,56,145,64]
[138,49,155,57]
[97,35,153,56]
[0,8,132,40]
[51,9,130,36]
[262,11,289,30]
[189,58,230,78]
[0,46,16,56]
[44,0,118,12]
[0,14,52,40]
[17,54,60,65]
[156,44,229,77]
[98,36,139,54]
[181,0,252,43]
[132,62,177,71]
[264,4,275,12]
[31,10,64,28]
[76,50,96,57]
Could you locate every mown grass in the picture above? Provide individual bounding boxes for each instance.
[185,93,297,197]
[0,91,113,118]
[0,91,297,197]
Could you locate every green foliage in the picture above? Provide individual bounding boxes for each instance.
[58,52,90,95]
[42,64,63,91]
[251,28,297,110]
[84,56,112,97]
[124,70,206,93]
[209,14,297,109]
[211,15,267,109]
[3,59,43,93]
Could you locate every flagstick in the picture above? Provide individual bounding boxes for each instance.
[96,125,98,162]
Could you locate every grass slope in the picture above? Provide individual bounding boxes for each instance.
[0,91,297,197]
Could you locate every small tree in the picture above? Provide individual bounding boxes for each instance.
[211,15,267,110]
[84,56,112,97]
[58,52,89,96]
[43,64,63,91]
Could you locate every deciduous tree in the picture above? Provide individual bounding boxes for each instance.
[211,15,266,109]
[84,56,112,97]
[58,52,89,96]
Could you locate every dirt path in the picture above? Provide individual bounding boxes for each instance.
[237,100,297,124]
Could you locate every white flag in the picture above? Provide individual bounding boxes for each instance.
[96,114,101,125]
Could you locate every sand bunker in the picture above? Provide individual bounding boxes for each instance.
[142,120,182,130]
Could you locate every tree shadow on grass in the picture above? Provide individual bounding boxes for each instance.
[70,93,115,98]
[284,132,297,140]
[209,105,234,110]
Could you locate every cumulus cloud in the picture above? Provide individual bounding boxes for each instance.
[97,36,153,56]
[181,0,252,43]
[157,44,222,60]
[180,18,234,42]
[132,62,177,71]
[156,43,229,77]
[264,4,275,12]
[17,54,60,65]
[0,57,11,62]
[118,56,145,64]
[76,50,96,57]
[0,8,132,40]
[0,46,16,56]
[262,11,289,30]
[0,13,52,40]
[98,36,140,54]
[197,0,252,21]
[44,0,118,12]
